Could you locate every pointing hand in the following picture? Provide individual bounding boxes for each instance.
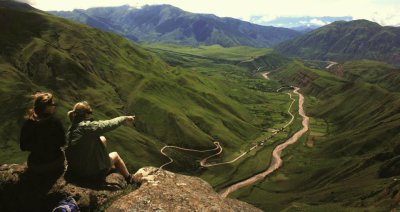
[126,115,135,123]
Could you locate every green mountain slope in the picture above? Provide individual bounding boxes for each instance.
[0,1,292,176]
[49,4,301,47]
[141,46,400,211]
[327,59,400,91]
[275,20,400,65]
[231,60,400,211]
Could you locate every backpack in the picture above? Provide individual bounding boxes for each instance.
[52,196,80,212]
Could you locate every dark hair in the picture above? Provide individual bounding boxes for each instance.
[25,92,56,121]
[68,101,93,123]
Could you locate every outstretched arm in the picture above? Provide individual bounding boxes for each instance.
[83,116,135,134]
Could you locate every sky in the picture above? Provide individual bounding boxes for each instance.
[17,0,400,26]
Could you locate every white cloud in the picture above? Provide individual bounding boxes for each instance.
[248,15,277,24]
[257,15,277,23]
[309,18,327,26]
[26,0,400,26]
[367,7,400,26]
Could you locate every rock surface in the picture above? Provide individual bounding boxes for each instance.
[0,164,261,211]
[0,164,128,211]
[107,167,262,211]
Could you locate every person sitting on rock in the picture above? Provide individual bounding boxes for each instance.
[20,92,66,175]
[65,101,135,183]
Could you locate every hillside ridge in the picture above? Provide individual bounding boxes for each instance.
[275,19,400,64]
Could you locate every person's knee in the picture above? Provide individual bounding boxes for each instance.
[110,152,122,162]
[109,152,117,161]
[100,136,107,146]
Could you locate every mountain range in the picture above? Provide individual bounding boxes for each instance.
[2,0,400,211]
[50,5,400,65]
[49,4,301,47]
[275,20,400,64]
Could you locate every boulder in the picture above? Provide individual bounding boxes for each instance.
[107,167,262,211]
[0,164,261,211]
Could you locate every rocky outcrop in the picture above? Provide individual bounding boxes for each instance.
[0,164,261,211]
[0,164,129,211]
[108,167,261,211]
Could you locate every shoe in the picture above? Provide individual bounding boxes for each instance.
[125,174,134,184]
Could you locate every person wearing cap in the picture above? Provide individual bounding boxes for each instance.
[20,92,66,174]
[65,101,135,183]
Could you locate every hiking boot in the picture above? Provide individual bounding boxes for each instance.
[125,174,135,184]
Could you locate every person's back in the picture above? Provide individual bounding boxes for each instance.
[20,92,66,174]
[21,115,65,165]
[66,119,114,179]
[65,101,135,183]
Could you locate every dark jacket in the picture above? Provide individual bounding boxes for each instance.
[65,116,128,178]
[20,115,66,166]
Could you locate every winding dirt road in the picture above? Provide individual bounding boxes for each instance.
[283,92,295,128]
[158,72,309,198]
[159,142,221,169]
[159,91,296,169]
[220,87,309,198]
[200,92,295,167]
[261,72,270,79]
[325,61,338,69]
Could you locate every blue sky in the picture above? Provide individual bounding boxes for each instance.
[19,0,400,26]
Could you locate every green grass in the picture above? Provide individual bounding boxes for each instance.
[340,59,400,91]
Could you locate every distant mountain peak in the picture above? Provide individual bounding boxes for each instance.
[276,19,400,65]
[49,4,301,47]
[329,19,378,25]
